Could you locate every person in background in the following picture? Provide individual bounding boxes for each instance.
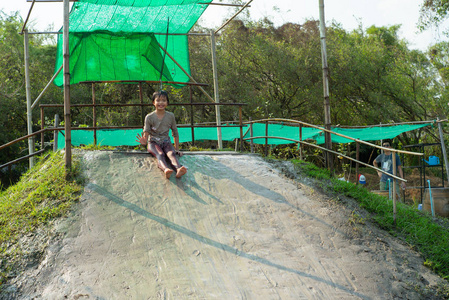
[136,90,187,179]
[373,139,406,199]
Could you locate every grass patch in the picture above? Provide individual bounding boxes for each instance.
[0,151,84,286]
[291,158,449,283]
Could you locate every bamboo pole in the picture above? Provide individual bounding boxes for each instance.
[155,41,215,103]
[31,65,63,109]
[199,2,251,7]
[63,0,72,171]
[215,0,254,34]
[210,30,223,149]
[20,0,36,34]
[319,0,332,169]
[24,29,35,168]
[437,118,449,186]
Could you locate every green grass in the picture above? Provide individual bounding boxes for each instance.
[291,159,449,285]
[0,151,84,286]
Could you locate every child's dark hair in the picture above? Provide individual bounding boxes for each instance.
[152,90,169,104]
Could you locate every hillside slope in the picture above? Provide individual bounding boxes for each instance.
[10,151,444,299]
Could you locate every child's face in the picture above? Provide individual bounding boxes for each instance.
[153,95,168,111]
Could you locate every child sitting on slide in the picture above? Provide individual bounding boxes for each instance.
[136,90,187,179]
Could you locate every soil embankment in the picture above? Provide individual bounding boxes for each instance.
[9,151,444,299]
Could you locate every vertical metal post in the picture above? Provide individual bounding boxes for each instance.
[139,82,145,125]
[239,106,243,151]
[24,29,35,168]
[356,141,360,185]
[299,124,303,160]
[63,0,72,171]
[319,0,332,169]
[92,83,97,146]
[265,121,269,157]
[392,153,397,224]
[437,119,449,186]
[40,106,44,150]
[210,30,223,149]
[249,117,254,153]
[189,86,195,146]
[53,114,60,152]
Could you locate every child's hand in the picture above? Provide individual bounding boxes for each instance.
[175,150,183,157]
[135,133,147,146]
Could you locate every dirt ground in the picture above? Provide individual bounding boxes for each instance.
[4,150,447,299]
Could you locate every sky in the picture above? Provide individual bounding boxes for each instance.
[0,0,447,51]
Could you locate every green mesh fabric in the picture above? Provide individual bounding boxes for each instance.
[57,122,433,149]
[53,0,212,87]
[313,123,431,144]
[244,123,321,145]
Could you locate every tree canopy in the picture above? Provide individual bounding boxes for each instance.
[1,8,449,187]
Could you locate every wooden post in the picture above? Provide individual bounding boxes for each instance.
[63,0,72,172]
[92,83,97,146]
[24,29,35,168]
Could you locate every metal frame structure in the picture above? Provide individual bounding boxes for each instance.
[20,0,253,172]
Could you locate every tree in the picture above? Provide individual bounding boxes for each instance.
[419,0,449,30]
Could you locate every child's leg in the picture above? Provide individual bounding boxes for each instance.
[162,142,187,178]
[148,142,173,178]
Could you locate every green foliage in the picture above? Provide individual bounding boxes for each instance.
[0,151,84,286]
[419,0,449,30]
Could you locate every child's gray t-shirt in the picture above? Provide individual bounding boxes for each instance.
[143,111,179,142]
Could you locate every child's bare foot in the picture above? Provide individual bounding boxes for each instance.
[176,166,187,178]
[164,168,173,179]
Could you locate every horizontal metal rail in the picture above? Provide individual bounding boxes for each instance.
[0,149,46,170]
[246,118,424,156]
[244,135,407,182]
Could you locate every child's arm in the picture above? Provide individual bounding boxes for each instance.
[174,136,183,156]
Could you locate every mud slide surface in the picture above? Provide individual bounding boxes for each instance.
[15,151,442,299]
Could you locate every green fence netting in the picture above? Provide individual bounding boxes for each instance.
[53,0,212,87]
[57,126,245,149]
[56,122,433,150]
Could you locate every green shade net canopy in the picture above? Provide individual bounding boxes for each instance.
[53,0,212,87]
